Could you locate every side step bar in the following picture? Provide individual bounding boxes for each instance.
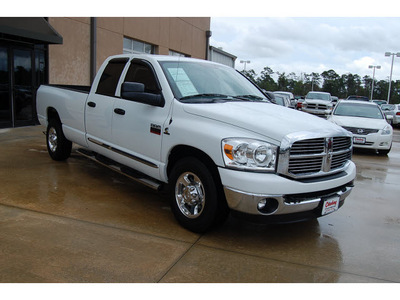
[76,148,163,191]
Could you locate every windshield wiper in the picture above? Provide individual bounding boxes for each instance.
[233,94,267,102]
[180,93,230,101]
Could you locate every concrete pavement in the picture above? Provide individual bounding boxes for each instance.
[1,126,399,283]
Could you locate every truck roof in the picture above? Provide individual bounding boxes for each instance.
[107,53,220,66]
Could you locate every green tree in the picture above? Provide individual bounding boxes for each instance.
[363,75,372,99]
[321,69,341,96]
[256,67,277,91]
[342,73,363,97]
[241,69,257,83]
[303,72,321,92]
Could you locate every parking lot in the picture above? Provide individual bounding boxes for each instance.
[1,125,399,283]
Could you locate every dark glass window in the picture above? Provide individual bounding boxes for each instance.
[96,58,128,96]
[13,49,32,86]
[0,47,11,126]
[124,62,159,94]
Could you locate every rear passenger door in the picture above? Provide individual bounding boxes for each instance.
[85,58,128,150]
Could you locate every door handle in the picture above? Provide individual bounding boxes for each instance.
[114,108,125,115]
[87,101,96,108]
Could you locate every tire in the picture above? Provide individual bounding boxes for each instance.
[378,148,391,156]
[46,119,72,161]
[169,157,229,233]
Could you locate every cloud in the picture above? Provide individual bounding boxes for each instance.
[210,17,400,81]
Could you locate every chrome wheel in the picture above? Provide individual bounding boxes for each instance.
[175,171,205,219]
[48,127,58,152]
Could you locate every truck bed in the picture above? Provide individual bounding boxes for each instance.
[44,84,91,94]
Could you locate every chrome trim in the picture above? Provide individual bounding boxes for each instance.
[87,137,158,169]
[224,184,353,216]
[277,130,353,179]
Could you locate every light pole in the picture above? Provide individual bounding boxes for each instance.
[368,65,381,100]
[384,52,400,104]
[240,60,250,71]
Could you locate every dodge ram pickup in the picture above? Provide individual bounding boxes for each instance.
[37,54,356,232]
[302,91,334,118]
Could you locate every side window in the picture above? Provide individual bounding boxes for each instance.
[124,62,160,94]
[96,58,128,96]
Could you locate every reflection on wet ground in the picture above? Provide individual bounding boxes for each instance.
[0,126,399,283]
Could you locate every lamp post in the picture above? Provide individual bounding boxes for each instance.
[385,52,400,104]
[240,60,250,71]
[368,65,381,100]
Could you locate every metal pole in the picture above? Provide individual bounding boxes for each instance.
[387,54,394,104]
[370,67,375,100]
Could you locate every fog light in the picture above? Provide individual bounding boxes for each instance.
[257,198,279,214]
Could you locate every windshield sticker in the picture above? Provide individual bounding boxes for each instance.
[167,67,198,97]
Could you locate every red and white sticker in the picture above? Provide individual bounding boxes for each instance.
[322,196,340,215]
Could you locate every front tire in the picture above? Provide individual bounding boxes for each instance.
[46,119,72,161]
[169,157,229,233]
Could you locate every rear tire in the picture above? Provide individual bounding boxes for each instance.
[46,119,72,161]
[169,157,229,233]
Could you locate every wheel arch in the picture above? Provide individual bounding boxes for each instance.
[46,107,61,124]
[167,145,221,184]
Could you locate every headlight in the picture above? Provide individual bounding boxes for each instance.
[222,138,278,172]
[382,125,392,135]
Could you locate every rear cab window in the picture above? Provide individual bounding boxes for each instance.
[96,58,129,97]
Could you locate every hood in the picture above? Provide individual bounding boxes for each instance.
[330,115,389,130]
[183,101,347,143]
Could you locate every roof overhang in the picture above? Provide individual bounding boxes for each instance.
[0,17,63,44]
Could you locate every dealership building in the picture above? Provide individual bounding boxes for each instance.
[0,17,236,128]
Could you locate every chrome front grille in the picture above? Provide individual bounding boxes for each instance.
[278,134,352,179]
[342,126,379,135]
[290,138,325,155]
[305,103,327,110]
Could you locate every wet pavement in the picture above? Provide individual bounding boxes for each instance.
[0,126,399,283]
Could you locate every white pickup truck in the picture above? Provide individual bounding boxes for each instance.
[37,54,356,232]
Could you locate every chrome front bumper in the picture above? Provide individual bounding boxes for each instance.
[224,181,354,216]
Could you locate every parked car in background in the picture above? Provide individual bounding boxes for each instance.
[346,95,369,101]
[328,100,393,155]
[331,96,339,107]
[301,91,333,117]
[380,104,395,125]
[262,90,276,104]
[296,98,305,110]
[274,94,290,107]
[391,104,400,127]
[274,91,295,108]
[371,99,387,106]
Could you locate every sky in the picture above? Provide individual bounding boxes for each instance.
[210,17,400,82]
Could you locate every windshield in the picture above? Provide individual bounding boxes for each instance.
[306,93,330,101]
[333,102,384,119]
[274,95,285,106]
[159,61,267,102]
[381,104,394,111]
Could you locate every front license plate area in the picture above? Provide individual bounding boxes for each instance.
[321,196,340,216]
[353,136,366,144]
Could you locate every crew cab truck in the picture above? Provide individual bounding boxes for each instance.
[37,54,356,233]
[302,91,334,118]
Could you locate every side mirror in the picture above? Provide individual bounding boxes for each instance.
[121,82,165,107]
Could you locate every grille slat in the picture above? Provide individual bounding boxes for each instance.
[287,137,352,176]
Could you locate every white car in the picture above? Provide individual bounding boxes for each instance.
[392,104,400,127]
[328,100,393,155]
[273,91,295,108]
